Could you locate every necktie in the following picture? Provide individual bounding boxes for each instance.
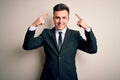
[58,32,62,50]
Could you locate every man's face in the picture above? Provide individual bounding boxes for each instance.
[53,10,69,30]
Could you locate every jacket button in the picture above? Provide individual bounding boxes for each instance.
[59,57,61,59]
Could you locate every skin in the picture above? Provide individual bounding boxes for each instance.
[32,10,89,30]
[53,10,69,30]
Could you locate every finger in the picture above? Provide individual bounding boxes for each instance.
[41,13,48,18]
[77,22,82,27]
[75,13,82,20]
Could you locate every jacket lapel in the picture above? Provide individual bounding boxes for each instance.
[51,27,59,52]
[60,28,71,54]
[50,27,72,54]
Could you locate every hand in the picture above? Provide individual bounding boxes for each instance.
[75,13,89,30]
[32,13,48,27]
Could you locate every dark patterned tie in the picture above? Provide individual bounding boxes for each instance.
[58,32,62,50]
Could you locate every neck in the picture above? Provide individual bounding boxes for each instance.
[55,26,67,31]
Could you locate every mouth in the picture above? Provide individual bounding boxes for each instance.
[58,24,63,26]
[58,23,64,26]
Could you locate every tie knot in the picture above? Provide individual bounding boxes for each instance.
[59,32,62,35]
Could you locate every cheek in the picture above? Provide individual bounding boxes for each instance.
[53,19,58,23]
[64,19,69,23]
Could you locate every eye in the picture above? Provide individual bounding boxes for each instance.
[63,17,66,19]
[55,17,60,19]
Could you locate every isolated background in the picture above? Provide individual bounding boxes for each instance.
[0,0,120,80]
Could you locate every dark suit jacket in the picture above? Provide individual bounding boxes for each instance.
[23,27,97,80]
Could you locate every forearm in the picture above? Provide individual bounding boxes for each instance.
[23,28,43,50]
[78,29,97,54]
[85,29,97,53]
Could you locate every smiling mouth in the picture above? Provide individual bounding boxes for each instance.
[58,23,64,26]
[58,24,63,26]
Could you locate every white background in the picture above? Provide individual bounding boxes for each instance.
[0,0,120,80]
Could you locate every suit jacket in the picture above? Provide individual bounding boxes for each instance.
[23,27,97,80]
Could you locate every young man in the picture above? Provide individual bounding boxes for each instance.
[23,3,97,80]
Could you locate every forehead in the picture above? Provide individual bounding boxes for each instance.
[54,10,69,16]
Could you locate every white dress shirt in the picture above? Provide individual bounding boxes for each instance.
[55,27,67,46]
[29,26,91,46]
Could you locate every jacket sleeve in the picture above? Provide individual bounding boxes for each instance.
[22,29,43,50]
[78,29,97,54]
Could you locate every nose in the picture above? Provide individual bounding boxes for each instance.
[59,18,62,23]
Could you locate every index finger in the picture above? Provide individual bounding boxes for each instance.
[75,13,82,20]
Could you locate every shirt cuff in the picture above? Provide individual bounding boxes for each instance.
[85,27,91,32]
[29,25,37,31]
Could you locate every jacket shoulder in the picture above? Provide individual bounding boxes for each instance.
[42,28,52,33]
[68,28,80,35]
[40,28,54,37]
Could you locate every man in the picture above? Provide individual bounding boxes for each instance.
[23,3,97,80]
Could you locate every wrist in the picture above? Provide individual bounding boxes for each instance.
[83,26,89,30]
[85,27,91,32]
[32,23,38,27]
[29,25,37,31]
[82,24,89,30]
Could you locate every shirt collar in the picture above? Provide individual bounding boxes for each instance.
[55,26,67,34]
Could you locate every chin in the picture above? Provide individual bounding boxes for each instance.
[57,26,66,30]
[57,27,64,30]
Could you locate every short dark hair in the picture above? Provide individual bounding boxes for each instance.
[53,3,69,14]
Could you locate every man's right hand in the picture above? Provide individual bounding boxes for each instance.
[32,13,48,27]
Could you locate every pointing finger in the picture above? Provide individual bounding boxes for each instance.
[75,13,82,20]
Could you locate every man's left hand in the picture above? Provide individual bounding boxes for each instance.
[75,13,89,30]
